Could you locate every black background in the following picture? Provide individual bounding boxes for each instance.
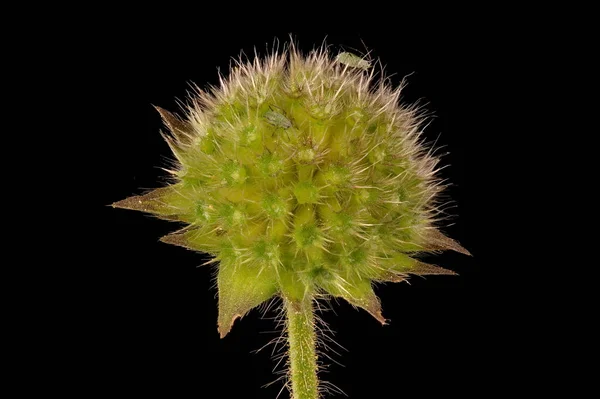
[91,19,509,398]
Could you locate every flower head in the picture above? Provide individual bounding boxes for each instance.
[113,43,470,338]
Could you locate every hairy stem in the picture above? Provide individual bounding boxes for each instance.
[286,298,319,399]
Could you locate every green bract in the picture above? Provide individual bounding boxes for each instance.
[114,44,469,398]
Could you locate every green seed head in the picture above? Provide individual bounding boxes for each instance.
[113,43,470,339]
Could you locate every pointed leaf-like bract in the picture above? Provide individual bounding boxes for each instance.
[384,252,458,276]
[406,260,458,276]
[160,231,196,250]
[320,275,386,325]
[217,259,278,338]
[154,106,193,142]
[112,185,195,221]
[160,228,222,255]
[371,270,407,283]
[425,229,472,256]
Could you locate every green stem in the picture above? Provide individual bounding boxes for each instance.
[286,298,319,399]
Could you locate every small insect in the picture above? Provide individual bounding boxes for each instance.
[215,228,227,236]
[335,52,371,70]
[265,108,292,129]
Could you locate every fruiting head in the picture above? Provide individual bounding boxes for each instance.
[113,43,470,338]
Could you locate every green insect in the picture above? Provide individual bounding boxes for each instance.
[264,107,292,129]
[336,51,371,70]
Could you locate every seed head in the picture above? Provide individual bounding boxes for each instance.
[113,42,470,338]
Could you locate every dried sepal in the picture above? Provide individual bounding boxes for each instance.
[112,186,194,221]
[154,106,193,142]
[425,229,472,256]
[382,252,458,276]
